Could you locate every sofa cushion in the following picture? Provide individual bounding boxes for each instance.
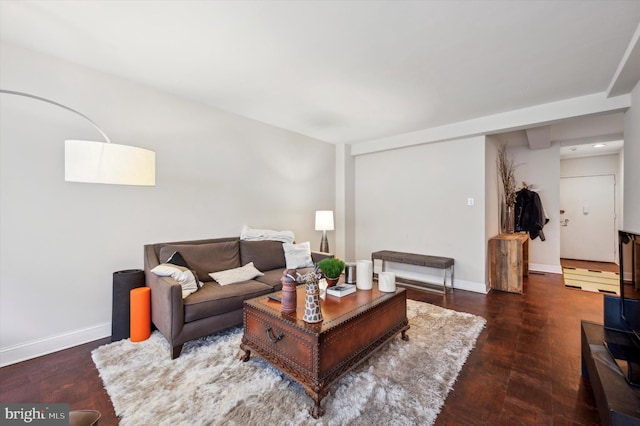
[239,240,286,271]
[254,268,285,290]
[160,241,240,282]
[183,280,272,323]
[256,266,318,291]
[208,262,264,286]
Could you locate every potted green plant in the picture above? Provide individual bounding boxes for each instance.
[317,257,346,287]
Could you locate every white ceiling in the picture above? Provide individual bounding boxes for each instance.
[559,140,624,159]
[1,0,640,145]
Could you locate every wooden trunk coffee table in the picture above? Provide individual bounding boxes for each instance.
[240,286,409,418]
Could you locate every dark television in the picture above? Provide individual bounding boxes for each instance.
[603,230,640,387]
[619,230,640,341]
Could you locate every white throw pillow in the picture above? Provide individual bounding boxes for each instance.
[283,241,314,269]
[151,263,199,298]
[208,262,264,286]
[240,225,295,244]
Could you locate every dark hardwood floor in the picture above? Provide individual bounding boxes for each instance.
[1,265,638,425]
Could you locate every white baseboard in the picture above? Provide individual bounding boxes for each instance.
[529,263,563,275]
[0,322,110,367]
[451,279,489,294]
[376,261,488,294]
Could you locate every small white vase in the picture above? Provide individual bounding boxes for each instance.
[356,260,373,290]
[378,272,396,292]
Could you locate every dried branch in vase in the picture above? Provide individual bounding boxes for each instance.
[497,145,517,207]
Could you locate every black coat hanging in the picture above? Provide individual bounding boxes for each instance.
[514,188,547,241]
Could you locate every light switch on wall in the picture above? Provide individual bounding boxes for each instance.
[467,197,475,206]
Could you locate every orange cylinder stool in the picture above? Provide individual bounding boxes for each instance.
[130,287,151,342]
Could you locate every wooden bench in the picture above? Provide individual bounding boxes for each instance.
[371,250,454,294]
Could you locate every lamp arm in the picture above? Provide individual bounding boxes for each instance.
[0,89,112,144]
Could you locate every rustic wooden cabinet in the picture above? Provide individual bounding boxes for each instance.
[489,233,529,293]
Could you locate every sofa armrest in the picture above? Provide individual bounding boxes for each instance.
[146,273,185,341]
[144,244,185,343]
[311,251,334,263]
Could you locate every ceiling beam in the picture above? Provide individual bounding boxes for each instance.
[351,92,630,156]
[525,125,551,150]
[607,21,640,97]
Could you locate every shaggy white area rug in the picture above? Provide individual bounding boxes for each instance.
[92,300,485,425]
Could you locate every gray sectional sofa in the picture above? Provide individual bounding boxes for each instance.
[144,237,330,359]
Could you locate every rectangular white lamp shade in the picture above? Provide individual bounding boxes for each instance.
[65,140,156,186]
[315,210,334,231]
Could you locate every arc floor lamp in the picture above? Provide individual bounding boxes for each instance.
[0,89,155,186]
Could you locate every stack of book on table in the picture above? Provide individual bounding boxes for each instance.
[326,283,356,297]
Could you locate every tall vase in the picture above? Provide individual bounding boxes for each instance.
[503,204,515,234]
[356,260,373,290]
[302,280,323,323]
[281,270,297,314]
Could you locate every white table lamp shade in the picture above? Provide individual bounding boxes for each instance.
[315,210,334,231]
[1,90,156,187]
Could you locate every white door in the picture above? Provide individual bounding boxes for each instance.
[560,175,616,262]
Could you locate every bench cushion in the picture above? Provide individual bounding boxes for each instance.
[371,250,454,268]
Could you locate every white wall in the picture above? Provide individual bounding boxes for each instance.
[0,43,335,365]
[561,153,621,176]
[354,136,487,292]
[505,143,562,273]
[622,81,640,283]
[485,136,502,235]
[335,143,356,261]
[624,81,640,233]
[485,136,501,291]
[619,149,625,230]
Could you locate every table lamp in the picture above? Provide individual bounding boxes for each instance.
[315,210,334,253]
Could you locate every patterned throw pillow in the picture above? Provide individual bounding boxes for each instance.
[151,264,199,298]
[165,251,189,268]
